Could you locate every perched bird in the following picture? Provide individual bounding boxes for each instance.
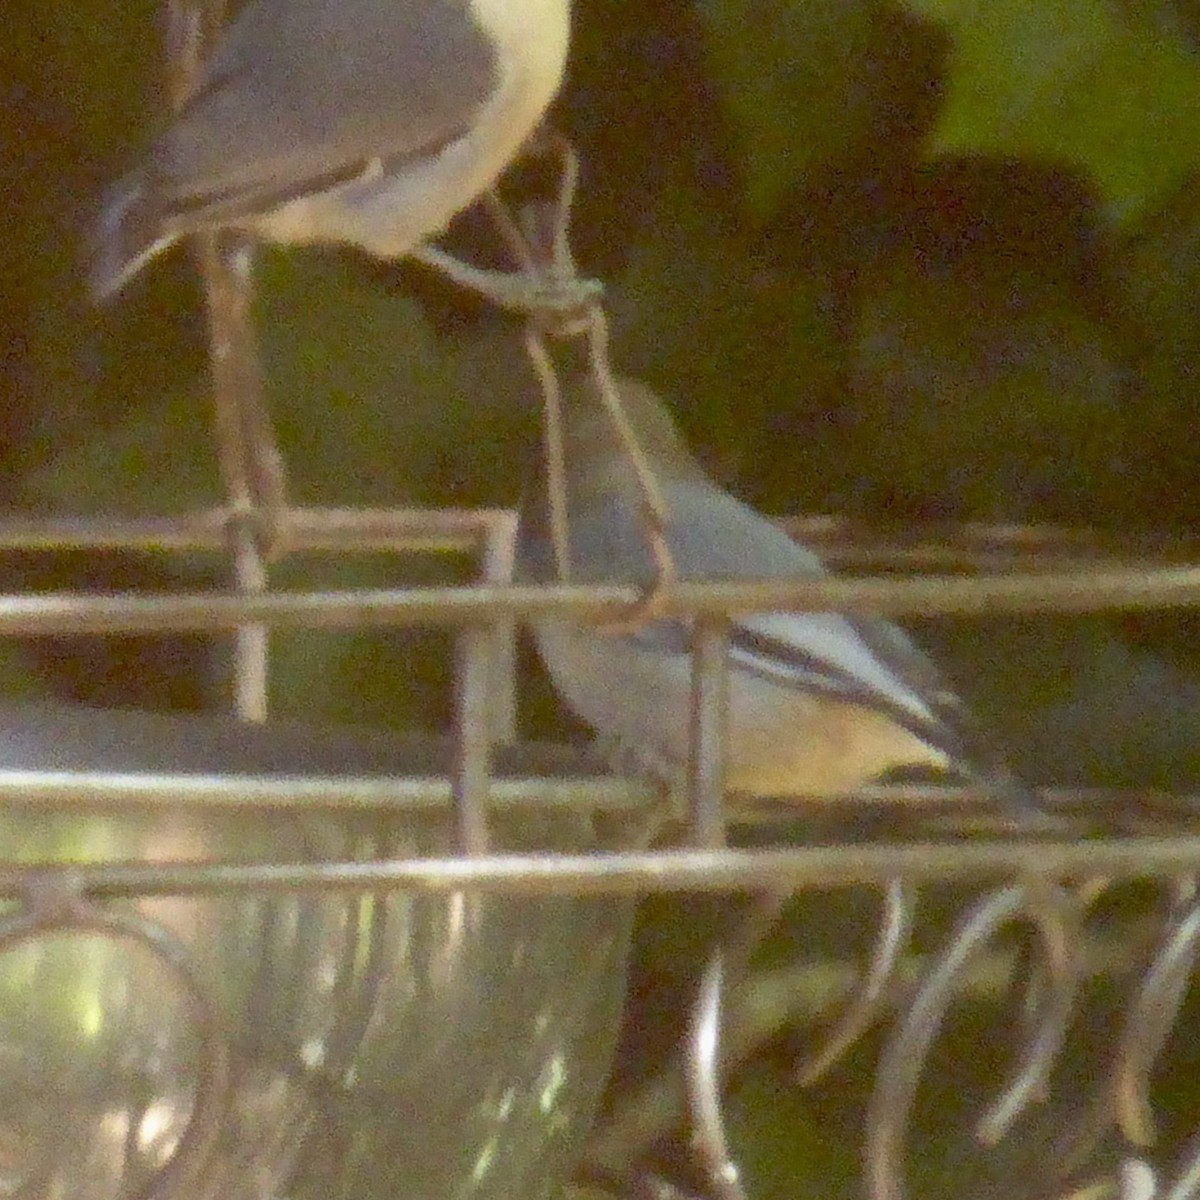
[517,377,1034,802]
[91,0,572,298]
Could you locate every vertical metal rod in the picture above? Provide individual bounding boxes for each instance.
[452,624,493,855]
[687,618,730,849]
[480,515,518,744]
[229,522,270,722]
[682,617,746,1199]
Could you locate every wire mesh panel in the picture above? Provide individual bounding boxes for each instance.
[2,513,1200,1199]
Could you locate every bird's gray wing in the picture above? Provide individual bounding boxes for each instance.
[141,0,497,224]
[727,612,976,766]
[551,480,1010,773]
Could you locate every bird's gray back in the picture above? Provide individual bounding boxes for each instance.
[562,478,829,585]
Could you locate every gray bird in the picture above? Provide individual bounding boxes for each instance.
[91,0,571,298]
[517,378,1034,802]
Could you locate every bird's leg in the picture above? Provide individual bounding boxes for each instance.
[581,306,677,630]
[460,135,679,627]
[517,142,679,625]
[167,0,289,556]
[195,231,286,722]
[197,233,290,549]
[167,0,281,720]
[525,315,678,633]
[522,326,574,581]
[165,0,227,107]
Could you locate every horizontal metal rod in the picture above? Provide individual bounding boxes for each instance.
[0,770,1175,821]
[0,769,659,812]
[11,836,1200,901]
[780,515,1198,562]
[0,511,1188,568]
[1,565,1199,635]
[0,508,516,554]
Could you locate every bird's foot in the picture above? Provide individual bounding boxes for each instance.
[410,243,603,320]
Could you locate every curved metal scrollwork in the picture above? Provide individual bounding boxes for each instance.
[599,838,1200,1200]
[0,869,231,1199]
[7,792,1200,1200]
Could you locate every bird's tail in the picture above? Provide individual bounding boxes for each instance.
[89,168,172,301]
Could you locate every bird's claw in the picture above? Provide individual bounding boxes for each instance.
[600,504,678,635]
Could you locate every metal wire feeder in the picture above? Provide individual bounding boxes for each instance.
[15,2,1200,1197]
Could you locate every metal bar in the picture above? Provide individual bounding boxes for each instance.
[686,949,745,1200]
[778,516,1200,564]
[453,625,493,854]
[0,773,1171,815]
[685,621,742,1200]
[230,523,271,721]
[688,619,731,850]
[0,509,516,554]
[11,837,1200,901]
[479,511,519,743]
[1,512,1192,571]
[0,769,657,812]
[2,564,1200,637]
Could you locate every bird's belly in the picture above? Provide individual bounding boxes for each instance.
[725,688,949,797]
[250,137,484,255]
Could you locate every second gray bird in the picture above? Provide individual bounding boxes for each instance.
[91,0,571,298]
[517,378,1030,801]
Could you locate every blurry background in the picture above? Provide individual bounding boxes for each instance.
[5,0,1200,1194]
